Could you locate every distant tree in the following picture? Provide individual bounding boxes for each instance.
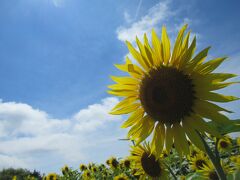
[0,168,42,180]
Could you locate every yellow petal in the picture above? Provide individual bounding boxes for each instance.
[206,73,237,82]
[151,123,165,157]
[110,103,140,115]
[179,36,196,69]
[171,24,187,64]
[196,57,227,74]
[112,96,137,111]
[198,91,239,102]
[136,37,151,68]
[188,115,221,137]
[135,115,155,144]
[152,29,162,65]
[196,99,232,113]
[126,41,149,70]
[182,119,205,151]
[165,125,173,153]
[185,47,211,72]
[114,57,144,79]
[144,34,154,66]
[107,90,138,97]
[121,108,144,128]
[108,84,137,91]
[110,76,139,85]
[161,26,171,65]
[194,100,233,124]
[172,124,183,156]
[181,31,191,52]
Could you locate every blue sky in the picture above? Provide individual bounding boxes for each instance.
[0,0,240,174]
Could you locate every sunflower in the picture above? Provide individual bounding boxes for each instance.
[189,152,210,171]
[61,165,69,175]
[199,161,233,180]
[230,155,240,170]
[109,157,119,169]
[80,164,87,171]
[82,170,92,180]
[114,173,129,180]
[46,173,58,180]
[217,136,232,152]
[91,166,98,173]
[120,158,131,169]
[108,24,238,156]
[129,142,169,179]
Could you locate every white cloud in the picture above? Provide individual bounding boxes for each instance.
[117,0,172,43]
[0,97,125,173]
[50,0,65,7]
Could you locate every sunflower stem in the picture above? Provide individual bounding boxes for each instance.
[163,162,177,180]
[197,131,227,180]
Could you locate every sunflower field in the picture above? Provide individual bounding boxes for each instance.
[4,25,240,180]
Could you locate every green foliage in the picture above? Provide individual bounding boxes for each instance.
[0,168,42,180]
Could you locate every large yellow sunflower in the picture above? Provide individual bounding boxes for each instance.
[129,142,169,179]
[108,24,238,156]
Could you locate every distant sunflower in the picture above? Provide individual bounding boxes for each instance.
[217,136,232,152]
[199,161,233,180]
[46,173,58,180]
[120,158,131,169]
[109,157,119,169]
[230,155,240,170]
[82,170,91,180]
[114,173,129,180]
[189,152,210,171]
[129,142,168,179]
[80,164,87,171]
[61,165,69,175]
[108,24,238,156]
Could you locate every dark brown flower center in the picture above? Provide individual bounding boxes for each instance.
[195,159,206,169]
[124,160,131,168]
[220,141,228,148]
[139,66,195,124]
[111,158,119,168]
[141,152,162,177]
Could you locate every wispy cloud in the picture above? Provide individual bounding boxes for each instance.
[0,97,125,172]
[50,0,65,7]
[117,0,172,43]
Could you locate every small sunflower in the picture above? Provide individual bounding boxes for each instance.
[230,155,240,170]
[120,158,131,169]
[109,157,119,169]
[80,164,87,171]
[46,173,58,180]
[108,24,238,156]
[217,136,232,152]
[114,173,129,180]
[129,142,169,179]
[189,152,210,171]
[82,170,91,180]
[91,166,98,173]
[61,165,69,175]
[199,161,233,180]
